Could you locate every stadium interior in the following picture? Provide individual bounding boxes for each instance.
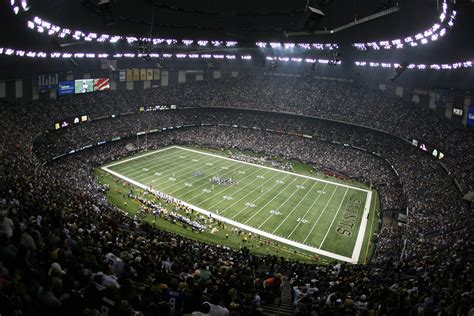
[0,0,473,315]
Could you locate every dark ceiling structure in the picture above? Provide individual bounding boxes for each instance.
[21,0,446,41]
[0,0,471,90]
[0,0,472,70]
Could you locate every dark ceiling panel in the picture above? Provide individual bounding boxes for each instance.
[24,0,443,40]
[0,0,471,58]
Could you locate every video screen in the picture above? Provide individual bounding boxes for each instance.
[74,79,94,94]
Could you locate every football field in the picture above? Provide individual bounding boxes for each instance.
[102,146,374,263]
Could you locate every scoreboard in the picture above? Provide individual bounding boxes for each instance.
[74,79,94,94]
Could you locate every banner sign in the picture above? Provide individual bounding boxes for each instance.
[38,73,59,92]
[153,69,160,80]
[57,81,75,96]
[126,69,133,81]
[468,106,474,127]
[94,78,110,91]
[140,69,147,81]
[132,68,140,81]
[119,70,126,82]
[147,69,153,80]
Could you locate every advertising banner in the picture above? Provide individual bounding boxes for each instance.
[153,69,160,80]
[38,73,58,92]
[467,106,474,127]
[140,69,147,81]
[57,81,75,96]
[119,70,126,82]
[126,69,133,81]
[94,78,110,91]
[147,69,153,80]
[132,68,140,81]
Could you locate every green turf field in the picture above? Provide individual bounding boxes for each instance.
[102,146,376,263]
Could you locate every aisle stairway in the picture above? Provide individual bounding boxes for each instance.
[262,279,294,316]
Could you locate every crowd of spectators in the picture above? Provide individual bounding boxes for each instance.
[0,73,472,315]
[2,73,472,191]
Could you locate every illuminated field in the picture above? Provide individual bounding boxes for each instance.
[102,146,376,263]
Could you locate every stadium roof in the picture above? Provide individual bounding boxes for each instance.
[3,0,472,44]
[0,0,472,72]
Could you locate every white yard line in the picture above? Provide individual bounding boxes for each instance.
[133,155,216,183]
[271,181,318,234]
[350,190,372,263]
[242,177,300,225]
[214,170,278,214]
[108,150,178,174]
[105,146,178,168]
[176,146,369,193]
[229,174,291,220]
[106,154,179,180]
[287,183,329,239]
[101,166,356,263]
[108,147,201,179]
[364,193,377,264]
[167,161,250,199]
[257,179,310,229]
[204,169,274,210]
[146,156,228,191]
[191,169,266,208]
[302,186,339,244]
[318,188,349,248]
[189,164,265,205]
